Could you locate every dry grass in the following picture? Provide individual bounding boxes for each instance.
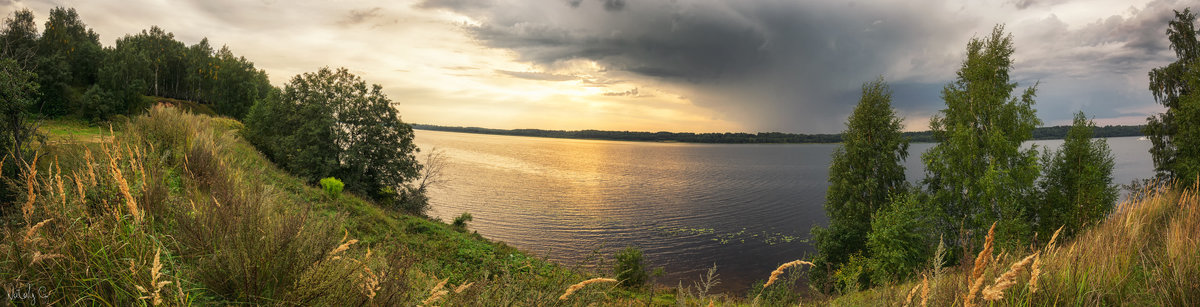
[963,222,996,307]
[827,181,1200,306]
[981,252,1037,301]
[764,260,814,288]
[559,277,618,300]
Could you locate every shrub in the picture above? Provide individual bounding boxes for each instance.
[614,246,648,289]
[867,192,934,284]
[452,212,472,231]
[320,177,344,200]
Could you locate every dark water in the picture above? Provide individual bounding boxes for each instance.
[413,130,1153,293]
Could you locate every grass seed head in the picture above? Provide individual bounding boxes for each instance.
[764,260,813,288]
[559,277,618,300]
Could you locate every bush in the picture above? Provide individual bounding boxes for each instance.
[452,212,472,231]
[866,192,934,284]
[320,177,344,200]
[614,246,648,289]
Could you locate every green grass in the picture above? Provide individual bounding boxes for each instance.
[36,118,107,144]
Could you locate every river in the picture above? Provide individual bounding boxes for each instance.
[413,130,1153,293]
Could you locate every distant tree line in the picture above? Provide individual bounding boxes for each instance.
[809,8,1200,295]
[412,123,1144,144]
[1,7,427,215]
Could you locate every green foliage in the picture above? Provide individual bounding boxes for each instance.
[0,58,39,157]
[1,9,39,67]
[243,67,421,204]
[0,58,39,204]
[320,177,344,200]
[922,25,1042,250]
[1037,112,1118,240]
[79,84,119,122]
[614,246,649,289]
[1147,8,1200,188]
[831,253,871,293]
[866,193,933,284]
[452,212,473,231]
[31,7,102,116]
[810,77,910,290]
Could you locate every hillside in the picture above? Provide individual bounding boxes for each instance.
[2,106,657,305]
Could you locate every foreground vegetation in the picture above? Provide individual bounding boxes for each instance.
[828,182,1199,306]
[0,107,642,305]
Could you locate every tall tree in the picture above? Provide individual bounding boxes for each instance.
[810,78,909,290]
[33,7,103,116]
[0,58,39,160]
[922,25,1041,249]
[1037,111,1117,240]
[210,46,270,119]
[1146,8,1200,188]
[1,9,39,68]
[244,67,421,203]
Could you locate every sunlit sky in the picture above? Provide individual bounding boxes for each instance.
[4,0,1187,133]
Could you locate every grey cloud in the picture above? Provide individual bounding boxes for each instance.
[496,70,577,81]
[416,0,491,12]
[1008,0,1070,10]
[424,0,1178,132]
[602,0,625,12]
[602,88,645,97]
[569,0,583,8]
[339,7,383,26]
[436,1,971,132]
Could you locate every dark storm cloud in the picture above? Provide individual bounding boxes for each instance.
[421,0,1179,132]
[423,0,970,132]
[1009,0,1182,123]
[496,69,577,81]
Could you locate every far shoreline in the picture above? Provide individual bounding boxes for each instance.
[412,123,1146,144]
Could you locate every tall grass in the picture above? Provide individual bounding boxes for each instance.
[1,106,407,305]
[828,181,1200,306]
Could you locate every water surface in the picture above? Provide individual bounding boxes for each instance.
[414,130,1153,292]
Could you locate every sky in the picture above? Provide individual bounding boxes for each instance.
[2,0,1189,133]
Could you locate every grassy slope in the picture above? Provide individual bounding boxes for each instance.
[3,107,657,305]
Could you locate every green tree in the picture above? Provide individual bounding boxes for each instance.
[810,78,909,290]
[1037,111,1117,241]
[0,58,40,195]
[210,46,271,119]
[34,7,103,116]
[922,25,1041,249]
[1,9,39,68]
[96,38,152,118]
[244,67,421,203]
[1146,8,1200,188]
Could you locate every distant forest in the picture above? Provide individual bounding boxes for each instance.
[412,123,1146,144]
